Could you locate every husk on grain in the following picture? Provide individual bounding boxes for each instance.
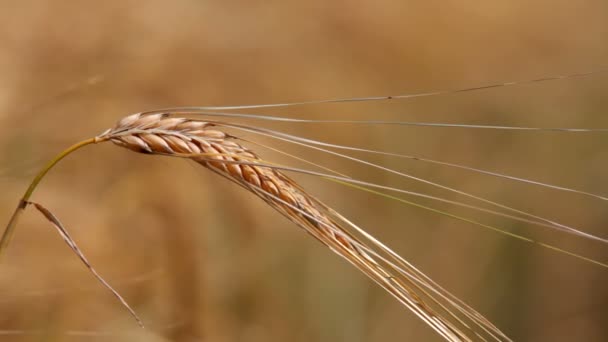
[96,112,510,342]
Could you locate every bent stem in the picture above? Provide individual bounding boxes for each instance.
[0,137,98,260]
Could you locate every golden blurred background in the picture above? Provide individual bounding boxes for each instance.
[0,1,607,341]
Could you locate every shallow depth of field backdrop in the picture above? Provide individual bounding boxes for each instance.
[1,1,607,341]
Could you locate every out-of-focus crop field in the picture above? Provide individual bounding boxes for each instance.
[0,1,607,341]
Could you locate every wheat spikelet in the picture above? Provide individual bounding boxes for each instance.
[96,112,509,342]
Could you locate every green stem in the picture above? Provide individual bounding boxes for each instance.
[0,137,98,260]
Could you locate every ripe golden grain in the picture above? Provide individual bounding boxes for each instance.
[93,112,509,341]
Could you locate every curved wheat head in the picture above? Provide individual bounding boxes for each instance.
[92,112,510,341]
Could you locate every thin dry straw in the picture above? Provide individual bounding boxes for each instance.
[225,142,592,233]
[148,110,608,132]
[240,126,608,201]
[197,121,608,244]
[170,152,608,269]
[26,201,143,326]
[157,68,608,110]
[146,111,608,206]
[170,151,558,229]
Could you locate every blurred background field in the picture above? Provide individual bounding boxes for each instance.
[0,1,607,341]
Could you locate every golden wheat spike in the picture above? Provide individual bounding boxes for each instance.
[93,112,510,341]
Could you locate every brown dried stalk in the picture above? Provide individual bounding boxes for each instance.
[27,201,144,327]
[1,112,510,341]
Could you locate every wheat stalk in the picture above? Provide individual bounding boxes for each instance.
[0,111,511,341]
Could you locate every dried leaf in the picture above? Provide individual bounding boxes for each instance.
[28,201,144,328]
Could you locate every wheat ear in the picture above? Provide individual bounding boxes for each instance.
[1,112,509,341]
[97,113,509,341]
